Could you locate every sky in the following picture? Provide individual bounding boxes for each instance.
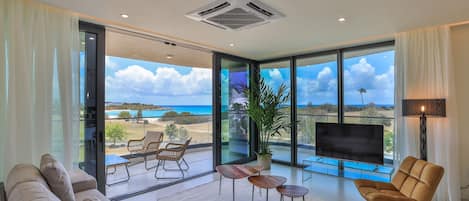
[104,56,212,105]
[261,50,395,105]
[80,50,394,106]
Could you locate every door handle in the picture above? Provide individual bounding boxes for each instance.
[98,131,104,143]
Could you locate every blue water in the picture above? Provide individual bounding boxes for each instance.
[106,105,212,118]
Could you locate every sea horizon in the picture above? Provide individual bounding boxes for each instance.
[105,103,394,118]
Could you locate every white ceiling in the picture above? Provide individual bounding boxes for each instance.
[42,0,469,60]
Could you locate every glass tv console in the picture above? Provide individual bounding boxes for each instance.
[302,156,394,182]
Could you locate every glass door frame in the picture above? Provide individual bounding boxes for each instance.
[213,52,258,168]
[79,21,106,193]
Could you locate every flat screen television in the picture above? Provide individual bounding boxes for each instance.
[315,123,384,164]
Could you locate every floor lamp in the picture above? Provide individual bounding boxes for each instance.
[402,99,446,161]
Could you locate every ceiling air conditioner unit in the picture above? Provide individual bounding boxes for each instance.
[186,0,285,31]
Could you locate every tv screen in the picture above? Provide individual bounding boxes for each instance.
[316,123,384,164]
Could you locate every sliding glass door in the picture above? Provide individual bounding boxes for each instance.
[79,22,106,193]
[259,60,292,164]
[214,54,256,165]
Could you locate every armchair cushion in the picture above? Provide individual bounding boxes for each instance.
[69,169,97,193]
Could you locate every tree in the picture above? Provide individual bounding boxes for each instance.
[358,88,367,105]
[178,126,189,140]
[105,124,127,145]
[118,111,132,119]
[165,123,178,141]
[136,109,143,123]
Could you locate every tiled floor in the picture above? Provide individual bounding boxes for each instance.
[120,163,364,201]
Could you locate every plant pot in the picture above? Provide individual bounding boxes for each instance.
[256,153,272,170]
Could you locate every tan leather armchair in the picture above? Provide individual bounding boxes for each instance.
[355,156,444,201]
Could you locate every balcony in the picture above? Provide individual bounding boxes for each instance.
[79,113,393,198]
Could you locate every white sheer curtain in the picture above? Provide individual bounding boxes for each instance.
[0,0,80,181]
[395,26,461,201]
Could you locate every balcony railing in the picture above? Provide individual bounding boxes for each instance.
[79,113,394,161]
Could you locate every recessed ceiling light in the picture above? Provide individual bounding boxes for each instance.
[166,54,174,59]
[229,43,235,47]
[89,37,95,40]
[120,14,129,19]
[338,17,346,22]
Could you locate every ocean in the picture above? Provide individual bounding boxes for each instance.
[106,105,213,118]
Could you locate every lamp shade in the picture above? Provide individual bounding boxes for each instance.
[402,99,446,117]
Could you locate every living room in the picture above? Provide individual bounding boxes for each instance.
[1,0,469,201]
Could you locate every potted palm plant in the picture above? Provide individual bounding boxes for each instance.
[244,78,291,170]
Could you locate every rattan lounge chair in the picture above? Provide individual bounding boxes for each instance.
[154,138,192,179]
[127,131,164,170]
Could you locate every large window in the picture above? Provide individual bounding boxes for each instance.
[104,30,213,198]
[295,54,338,164]
[260,60,291,163]
[282,42,395,166]
[343,46,395,160]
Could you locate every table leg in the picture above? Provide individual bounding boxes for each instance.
[125,164,130,182]
[232,179,235,201]
[303,196,305,201]
[251,184,255,201]
[266,188,269,201]
[218,175,222,195]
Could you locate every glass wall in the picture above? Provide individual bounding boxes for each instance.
[343,46,395,160]
[295,54,338,164]
[104,30,213,198]
[260,60,291,163]
[220,58,251,164]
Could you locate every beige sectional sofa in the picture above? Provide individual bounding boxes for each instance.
[3,154,109,201]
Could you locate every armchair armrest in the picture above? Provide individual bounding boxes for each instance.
[127,137,145,152]
[165,142,184,150]
[68,169,97,193]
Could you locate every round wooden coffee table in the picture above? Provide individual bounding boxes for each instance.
[248,175,287,201]
[216,165,263,201]
[276,185,309,201]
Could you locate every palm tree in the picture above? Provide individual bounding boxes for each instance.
[358,88,367,105]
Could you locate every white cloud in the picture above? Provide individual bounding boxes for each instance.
[105,56,118,69]
[106,65,212,99]
[296,58,394,105]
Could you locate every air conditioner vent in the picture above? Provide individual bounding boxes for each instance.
[198,2,231,16]
[186,0,284,31]
[207,8,264,30]
[246,2,273,17]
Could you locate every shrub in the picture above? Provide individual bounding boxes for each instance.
[160,111,210,124]
[105,124,127,145]
[118,111,132,119]
[165,123,178,140]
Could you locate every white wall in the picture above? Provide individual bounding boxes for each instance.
[451,23,469,200]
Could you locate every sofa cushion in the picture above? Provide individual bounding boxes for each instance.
[74,189,110,201]
[8,181,60,201]
[5,164,49,197]
[40,154,76,201]
[69,169,97,193]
